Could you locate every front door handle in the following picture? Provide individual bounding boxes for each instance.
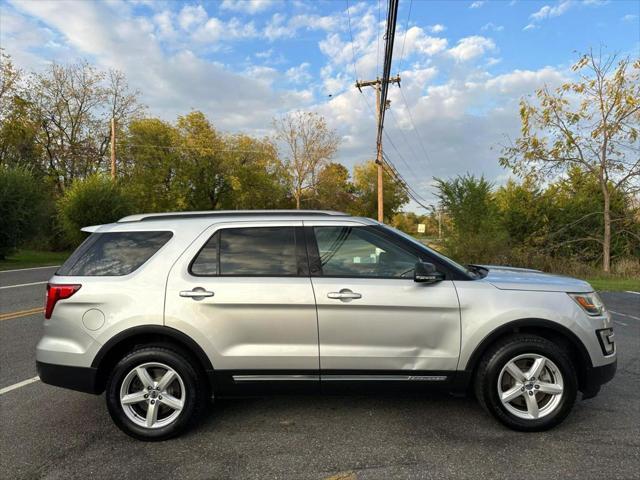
[180,287,214,300]
[327,289,362,301]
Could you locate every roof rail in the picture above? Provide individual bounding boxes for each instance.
[118,210,348,223]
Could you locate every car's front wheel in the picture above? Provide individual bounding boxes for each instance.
[106,346,206,440]
[474,334,577,431]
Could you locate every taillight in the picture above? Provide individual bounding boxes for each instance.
[45,284,81,319]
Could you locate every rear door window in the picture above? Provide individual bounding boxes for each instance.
[190,227,303,276]
[57,231,173,276]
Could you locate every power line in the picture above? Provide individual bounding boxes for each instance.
[386,106,430,174]
[376,0,400,153]
[384,160,430,207]
[398,86,434,167]
[345,0,360,85]
[381,150,427,200]
[117,143,273,154]
[377,0,381,78]
[381,152,430,210]
[346,0,379,123]
[382,121,421,180]
[397,0,413,73]
[381,150,429,202]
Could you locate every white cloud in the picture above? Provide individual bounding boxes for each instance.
[530,1,574,21]
[470,1,485,8]
[177,5,207,30]
[481,22,504,32]
[428,24,446,33]
[622,14,638,23]
[402,27,448,57]
[264,11,340,40]
[220,0,274,14]
[285,62,312,84]
[153,10,176,40]
[523,23,537,31]
[448,36,496,62]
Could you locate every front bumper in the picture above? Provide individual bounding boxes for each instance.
[36,361,102,394]
[581,358,617,399]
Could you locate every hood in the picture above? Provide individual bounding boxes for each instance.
[480,265,593,293]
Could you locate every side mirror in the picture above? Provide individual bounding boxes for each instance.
[414,261,445,284]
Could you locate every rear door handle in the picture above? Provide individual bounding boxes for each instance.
[180,288,214,299]
[327,289,362,301]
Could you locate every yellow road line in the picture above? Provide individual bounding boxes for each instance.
[0,307,44,321]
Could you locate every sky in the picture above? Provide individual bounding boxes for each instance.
[1,0,639,210]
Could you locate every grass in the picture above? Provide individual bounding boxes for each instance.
[584,277,640,292]
[0,249,70,271]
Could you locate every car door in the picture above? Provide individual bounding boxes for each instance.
[305,220,461,387]
[165,221,319,394]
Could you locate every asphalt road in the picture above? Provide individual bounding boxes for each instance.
[1,267,639,480]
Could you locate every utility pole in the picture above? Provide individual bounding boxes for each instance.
[356,74,400,221]
[110,117,116,180]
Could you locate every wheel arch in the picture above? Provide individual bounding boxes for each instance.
[91,325,215,395]
[463,318,593,392]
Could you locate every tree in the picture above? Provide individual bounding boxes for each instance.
[27,61,142,191]
[352,160,408,220]
[273,111,339,209]
[219,134,292,210]
[541,166,638,263]
[0,166,47,259]
[57,174,133,247]
[435,174,509,264]
[120,117,183,212]
[495,176,548,247]
[174,111,227,210]
[0,49,21,118]
[500,51,640,272]
[310,162,354,211]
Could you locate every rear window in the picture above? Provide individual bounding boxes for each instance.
[57,231,173,276]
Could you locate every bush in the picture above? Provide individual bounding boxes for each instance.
[435,174,510,264]
[0,166,47,259]
[57,175,133,247]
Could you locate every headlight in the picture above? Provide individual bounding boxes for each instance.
[568,292,605,316]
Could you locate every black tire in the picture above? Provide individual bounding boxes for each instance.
[474,334,577,431]
[106,346,207,441]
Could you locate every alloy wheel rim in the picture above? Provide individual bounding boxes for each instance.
[497,353,564,420]
[119,362,185,429]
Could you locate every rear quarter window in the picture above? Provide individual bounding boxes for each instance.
[57,231,173,276]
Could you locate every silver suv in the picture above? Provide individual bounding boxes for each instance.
[36,211,616,440]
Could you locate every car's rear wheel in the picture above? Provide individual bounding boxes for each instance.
[106,346,206,440]
[474,334,577,431]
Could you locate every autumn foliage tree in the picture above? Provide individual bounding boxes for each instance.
[501,51,640,272]
[273,111,339,209]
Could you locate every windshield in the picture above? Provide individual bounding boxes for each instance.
[380,225,479,278]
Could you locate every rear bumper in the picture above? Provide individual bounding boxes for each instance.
[36,361,102,394]
[581,358,617,399]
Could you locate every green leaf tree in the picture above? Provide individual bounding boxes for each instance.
[57,174,133,247]
[435,174,509,264]
[308,162,354,211]
[352,160,409,221]
[0,166,48,259]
